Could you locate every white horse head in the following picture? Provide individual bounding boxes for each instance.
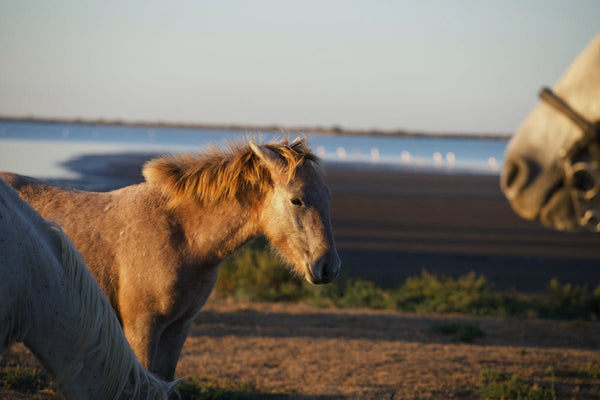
[501,32,600,231]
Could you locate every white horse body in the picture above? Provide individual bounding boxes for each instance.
[0,178,178,399]
[501,32,600,230]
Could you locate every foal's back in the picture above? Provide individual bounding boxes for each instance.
[0,177,179,399]
[0,172,176,317]
[0,171,192,328]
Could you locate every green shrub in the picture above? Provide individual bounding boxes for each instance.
[215,237,306,302]
[479,376,555,400]
[552,363,600,379]
[478,367,509,383]
[309,279,392,309]
[431,322,486,343]
[392,270,496,314]
[478,368,556,400]
[177,377,241,400]
[538,278,600,319]
[177,377,284,400]
[582,363,600,379]
[214,242,600,320]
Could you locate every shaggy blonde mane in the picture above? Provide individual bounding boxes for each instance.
[142,137,318,207]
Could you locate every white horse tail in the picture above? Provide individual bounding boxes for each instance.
[47,222,170,399]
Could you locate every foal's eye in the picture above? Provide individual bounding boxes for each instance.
[290,198,304,207]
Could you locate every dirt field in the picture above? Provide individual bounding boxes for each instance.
[2,298,599,399]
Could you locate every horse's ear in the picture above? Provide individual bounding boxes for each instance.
[249,141,284,178]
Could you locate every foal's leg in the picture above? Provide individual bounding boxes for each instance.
[153,319,192,380]
[120,311,162,373]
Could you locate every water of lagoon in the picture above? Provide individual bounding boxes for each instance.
[0,121,508,179]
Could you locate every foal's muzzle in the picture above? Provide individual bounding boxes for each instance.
[306,252,341,284]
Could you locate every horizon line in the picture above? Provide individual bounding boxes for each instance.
[0,115,512,140]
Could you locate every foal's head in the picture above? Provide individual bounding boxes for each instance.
[143,138,341,284]
[248,139,341,284]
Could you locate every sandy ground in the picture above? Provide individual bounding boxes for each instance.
[177,299,600,399]
[2,299,600,399]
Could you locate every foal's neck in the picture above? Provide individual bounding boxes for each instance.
[176,193,262,263]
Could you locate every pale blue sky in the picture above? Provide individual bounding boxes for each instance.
[0,1,598,134]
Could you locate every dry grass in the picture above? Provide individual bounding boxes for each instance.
[2,298,599,399]
[172,299,600,399]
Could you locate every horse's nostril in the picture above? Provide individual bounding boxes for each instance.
[506,164,519,187]
[572,169,595,193]
[502,159,527,190]
[321,265,329,279]
[501,156,543,197]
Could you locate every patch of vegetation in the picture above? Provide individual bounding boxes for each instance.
[580,363,600,379]
[392,270,499,314]
[478,367,510,383]
[177,377,287,400]
[478,367,556,400]
[430,322,486,343]
[551,363,600,379]
[0,366,52,392]
[214,238,600,320]
[537,278,600,319]
[216,237,306,302]
[309,278,393,309]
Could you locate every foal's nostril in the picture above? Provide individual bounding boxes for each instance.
[321,265,329,279]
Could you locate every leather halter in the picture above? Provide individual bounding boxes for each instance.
[539,87,600,159]
[539,87,600,230]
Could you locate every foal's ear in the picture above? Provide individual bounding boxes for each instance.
[249,141,284,178]
[291,136,303,146]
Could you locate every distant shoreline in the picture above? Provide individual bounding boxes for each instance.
[0,115,511,140]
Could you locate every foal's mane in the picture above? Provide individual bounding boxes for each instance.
[143,137,318,206]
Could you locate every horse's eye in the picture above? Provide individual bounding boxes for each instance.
[290,198,304,207]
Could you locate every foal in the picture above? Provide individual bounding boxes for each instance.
[1,138,341,380]
[0,178,179,399]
